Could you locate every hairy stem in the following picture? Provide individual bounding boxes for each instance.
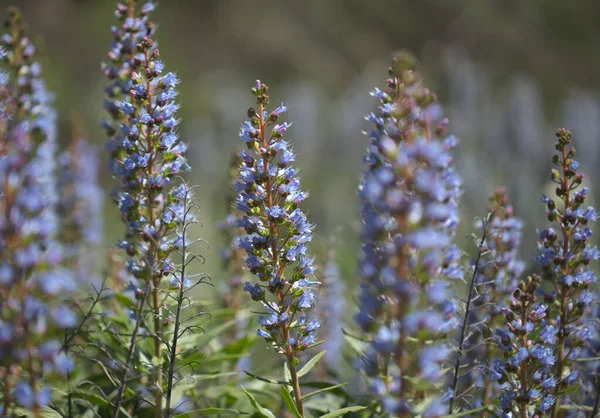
[448,222,488,414]
[163,195,191,417]
[590,372,600,418]
[283,324,304,417]
[551,146,571,418]
[111,283,151,418]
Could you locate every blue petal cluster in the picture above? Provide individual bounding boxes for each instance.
[492,275,556,417]
[460,188,525,407]
[104,24,189,288]
[314,257,346,370]
[536,129,597,412]
[0,10,76,411]
[57,127,104,283]
[217,152,247,310]
[355,57,462,415]
[237,81,319,356]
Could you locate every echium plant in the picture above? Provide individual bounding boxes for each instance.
[491,274,557,417]
[355,55,462,417]
[0,8,76,416]
[453,188,524,411]
[218,151,246,313]
[57,122,104,283]
[536,128,597,417]
[102,1,190,416]
[315,256,346,373]
[237,81,318,417]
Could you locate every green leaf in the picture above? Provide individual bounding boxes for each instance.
[244,370,289,385]
[441,405,495,417]
[297,350,327,378]
[301,381,351,400]
[320,406,367,417]
[556,383,580,396]
[194,371,239,381]
[301,383,348,400]
[280,386,302,418]
[114,293,135,309]
[573,357,600,362]
[39,408,63,418]
[174,408,250,417]
[559,404,593,412]
[284,361,292,383]
[242,386,277,418]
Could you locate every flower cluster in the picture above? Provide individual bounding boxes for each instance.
[491,275,556,417]
[237,81,318,355]
[0,9,76,413]
[459,188,524,408]
[57,123,103,283]
[355,56,462,416]
[102,1,189,414]
[536,129,597,414]
[314,257,346,371]
[218,151,246,311]
[237,81,318,414]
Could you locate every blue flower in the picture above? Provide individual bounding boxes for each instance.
[355,57,461,413]
[234,81,319,360]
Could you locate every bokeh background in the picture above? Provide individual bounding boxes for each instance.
[7,0,600,298]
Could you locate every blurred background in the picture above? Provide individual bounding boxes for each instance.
[6,0,600,300]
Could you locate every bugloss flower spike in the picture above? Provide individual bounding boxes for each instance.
[536,128,597,417]
[355,55,462,417]
[0,8,75,416]
[57,121,104,283]
[237,81,318,417]
[492,275,557,418]
[453,188,524,411]
[102,2,190,416]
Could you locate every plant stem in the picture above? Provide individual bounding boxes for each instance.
[283,324,304,417]
[111,284,151,418]
[163,194,191,418]
[448,222,488,414]
[551,146,571,418]
[590,372,600,418]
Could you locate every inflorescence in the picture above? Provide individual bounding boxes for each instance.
[0,9,76,414]
[355,56,462,416]
[236,81,318,414]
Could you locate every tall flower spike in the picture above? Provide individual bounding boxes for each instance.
[102,2,189,416]
[0,8,75,416]
[355,55,462,417]
[218,151,246,313]
[57,120,104,283]
[491,275,557,417]
[453,188,524,411]
[237,81,317,417]
[536,128,597,417]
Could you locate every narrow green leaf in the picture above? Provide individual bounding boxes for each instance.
[242,386,277,418]
[441,405,495,417]
[301,381,351,400]
[284,361,292,384]
[297,350,327,378]
[244,370,289,385]
[280,386,302,418]
[320,406,367,417]
[194,371,238,381]
[559,404,593,412]
[556,383,580,396]
[174,408,250,417]
[301,382,348,400]
[39,407,63,418]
